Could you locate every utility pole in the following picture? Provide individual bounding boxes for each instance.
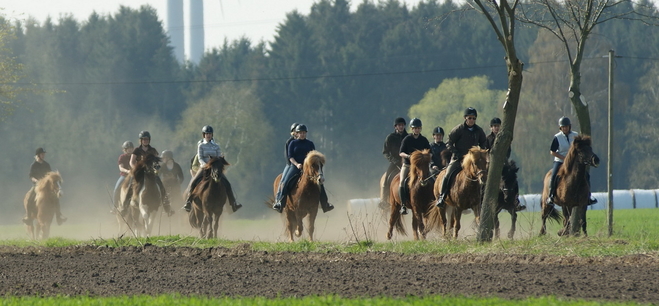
[607,50,614,237]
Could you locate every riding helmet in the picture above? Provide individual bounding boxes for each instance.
[290,122,299,132]
[490,117,502,126]
[394,117,406,126]
[432,126,444,135]
[161,150,173,160]
[464,107,478,118]
[138,130,151,139]
[202,125,214,134]
[409,118,422,128]
[558,117,571,127]
[122,141,134,149]
[295,124,308,132]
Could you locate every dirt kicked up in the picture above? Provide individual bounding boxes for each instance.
[0,245,657,303]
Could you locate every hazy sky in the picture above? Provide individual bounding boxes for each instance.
[2,0,426,50]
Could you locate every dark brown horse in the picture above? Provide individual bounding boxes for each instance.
[386,149,435,240]
[427,147,489,239]
[188,157,230,239]
[272,150,326,242]
[23,171,63,239]
[494,160,521,239]
[119,154,164,237]
[541,135,599,236]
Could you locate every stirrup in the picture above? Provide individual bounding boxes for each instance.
[436,194,445,208]
[399,205,408,215]
[272,202,283,213]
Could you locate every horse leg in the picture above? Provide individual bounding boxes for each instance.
[41,220,51,240]
[508,209,517,240]
[494,214,501,240]
[307,208,318,242]
[285,210,296,242]
[386,204,401,240]
[452,209,463,239]
[569,205,582,236]
[581,206,588,237]
[559,206,571,236]
[411,213,420,241]
[212,212,221,239]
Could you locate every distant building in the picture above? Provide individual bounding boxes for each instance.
[166,0,205,64]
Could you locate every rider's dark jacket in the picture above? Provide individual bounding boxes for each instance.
[446,122,487,160]
[383,130,408,167]
[399,134,431,166]
[429,141,447,169]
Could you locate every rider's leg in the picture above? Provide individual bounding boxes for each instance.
[123,176,134,210]
[273,165,299,212]
[183,170,203,212]
[319,185,333,213]
[155,176,172,215]
[436,159,460,207]
[398,164,410,215]
[586,171,597,205]
[220,174,242,212]
[55,200,67,225]
[546,161,563,205]
[23,186,36,225]
[112,176,125,213]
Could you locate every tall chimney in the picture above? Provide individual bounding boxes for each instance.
[166,0,184,62]
[186,0,205,64]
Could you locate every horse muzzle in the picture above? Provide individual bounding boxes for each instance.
[590,154,600,168]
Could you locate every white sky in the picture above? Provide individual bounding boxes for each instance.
[1,0,426,50]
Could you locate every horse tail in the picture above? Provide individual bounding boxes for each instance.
[394,212,406,236]
[547,205,562,224]
[424,205,442,233]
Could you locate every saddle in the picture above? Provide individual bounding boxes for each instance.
[282,172,301,197]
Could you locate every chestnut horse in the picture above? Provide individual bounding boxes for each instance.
[272,150,326,242]
[386,149,435,240]
[541,135,599,236]
[427,147,489,239]
[23,171,63,239]
[188,157,230,239]
[119,154,164,237]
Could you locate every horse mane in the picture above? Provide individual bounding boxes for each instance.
[204,156,230,172]
[35,171,62,193]
[440,149,452,168]
[560,135,591,174]
[303,150,325,177]
[133,154,161,182]
[461,146,487,173]
[409,149,431,187]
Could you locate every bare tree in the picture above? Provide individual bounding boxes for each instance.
[517,0,659,136]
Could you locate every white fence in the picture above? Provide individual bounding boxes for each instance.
[350,189,659,214]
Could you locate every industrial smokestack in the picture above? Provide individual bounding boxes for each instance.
[186,0,205,64]
[166,0,184,62]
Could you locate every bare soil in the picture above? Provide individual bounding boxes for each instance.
[0,245,658,303]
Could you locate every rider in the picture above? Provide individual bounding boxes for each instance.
[429,126,447,175]
[485,117,511,158]
[125,130,173,215]
[160,150,185,208]
[24,148,67,225]
[546,116,597,206]
[380,117,408,208]
[272,124,333,213]
[274,123,299,202]
[112,141,133,212]
[436,107,487,208]
[398,118,430,215]
[183,125,242,213]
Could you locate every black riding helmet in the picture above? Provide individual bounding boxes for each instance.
[409,118,422,128]
[139,130,151,139]
[295,124,308,132]
[290,122,299,133]
[490,117,502,126]
[202,125,213,134]
[464,107,478,118]
[558,117,571,127]
[432,126,444,135]
[394,117,406,126]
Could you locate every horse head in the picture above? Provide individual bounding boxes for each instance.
[37,171,63,198]
[206,156,230,183]
[134,154,162,177]
[303,150,326,185]
[409,149,432,187]
[462,146,489,185]
[501,160,520,207]
[570,135,600,168]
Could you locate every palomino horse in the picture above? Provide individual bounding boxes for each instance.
[119,154,165,237]
[386,149,435,240]
[427,147,489,239]
[541,135,599,236]
[23,171,63,239]
[272,150,325,242]
[493,160,522,240]
[188,157,230,238]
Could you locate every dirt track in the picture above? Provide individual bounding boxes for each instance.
[0,245,658,302]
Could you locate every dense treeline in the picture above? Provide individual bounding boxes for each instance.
[1,0,658,222]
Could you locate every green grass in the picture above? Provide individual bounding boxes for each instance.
[0,295,651,306]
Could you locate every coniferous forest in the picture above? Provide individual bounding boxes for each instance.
[1,0,658,220]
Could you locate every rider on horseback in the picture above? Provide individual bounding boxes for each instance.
[436,107,487,208]
[546,117,597,206]
[112,141,133,213]
[380,117,408,208]
[273,122,299,205]
[429,126,447,175]
[24,147,67,225]
[124,131,173,216]
[398,118,430,215]
[272,124,333,213]
[485,117,512,158]
[183,125,242,213]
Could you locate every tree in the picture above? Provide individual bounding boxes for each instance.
[0,18,34,120]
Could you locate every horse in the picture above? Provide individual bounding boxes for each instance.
[541,135,599,236]
[23,171,63,239]
[386,149,436,240]
[188,157,230,239]
[119,154,164,237]
[272,150,325,242]
[493,160,522,240]
[427,147,489,239]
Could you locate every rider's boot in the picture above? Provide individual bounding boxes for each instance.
[321,201,334,213]
[55,202,67,225]
[589,196,598,205]
[231,201,243,212]
[399,185,408,215]
[273,196,287,213]
[515,203,527,211]
[436,193,446,208]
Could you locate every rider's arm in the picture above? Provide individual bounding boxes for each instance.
[549,137,564,160]
[129,153,138,169]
